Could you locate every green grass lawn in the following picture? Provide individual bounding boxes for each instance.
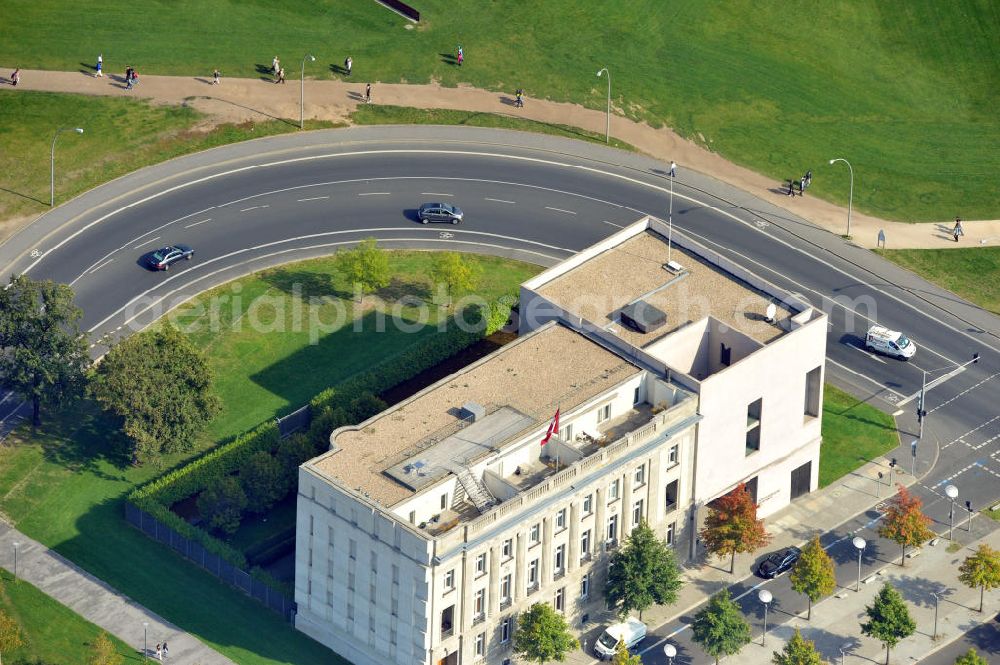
[875,247,1000,315]
[0,571,138,665]
[819,384,899,487]
[2,0,998,221]
[0,92,338,231]
[0,252,538,665]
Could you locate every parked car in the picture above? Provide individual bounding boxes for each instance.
[417,202,464,224]
[756,546,802,579]
[593,618,646,660]
[147,244,194,270]
[865,325,916,360]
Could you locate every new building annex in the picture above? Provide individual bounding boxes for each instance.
[294,217,827,665]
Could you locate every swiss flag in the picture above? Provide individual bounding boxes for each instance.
[540,408,560,446]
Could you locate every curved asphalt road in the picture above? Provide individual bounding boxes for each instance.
[2,128,998,663]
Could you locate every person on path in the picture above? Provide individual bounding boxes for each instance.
[344,56,353,76]
[800,176,806,196]
[365,82,371,103]
[457,48,464,66]
[514,88,524,107]
[277,67,286,84]
[805,169,812,188]
[669,161,677,178]
[96,54,103,77]
[125,66,133,90]
[155,644,162,661]
[212,69,221,85]
[10,68,19,86]
[787,179,795,196]
[272,56,279,75]
[162,642,169,659]
[953,217,964,242]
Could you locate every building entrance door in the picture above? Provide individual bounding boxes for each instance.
[790,462,812,500]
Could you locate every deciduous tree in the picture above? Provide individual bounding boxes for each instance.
[772,629,827,665]
[957,543,1000,612]
[89,631,124,665]
[512,602,577,664]
[89,326,221,464]
[861,582,915,665]
[197,476,247,535]
[605,520,682,619]
[0,610,24,665]
[612,640,643,665]
[336,238,390,300]
[790,536,837,620]
[700,483,771,573]
[954,648,989,665]
[241,451,288,513]
[691,590,751,665]
[431,252,478,304]
[877,485,934,567]
[0,274,89,426]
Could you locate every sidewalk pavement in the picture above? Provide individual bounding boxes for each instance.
[560,455,997,664]
[0,520,235,665]
[2,67,999,250]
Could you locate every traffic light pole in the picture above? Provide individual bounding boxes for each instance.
[916,353,980,438]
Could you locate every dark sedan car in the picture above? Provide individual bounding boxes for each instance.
[147,244,194,270]
[756,546,802,578]
[418,202,464,224]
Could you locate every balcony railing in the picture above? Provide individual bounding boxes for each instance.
[441,625,454,639]
[580,551,593,563]
[553,569,566,581]
[526,582,540,595]
[473,612,486,626]
[604,539,618,552]
[500,598,512,611]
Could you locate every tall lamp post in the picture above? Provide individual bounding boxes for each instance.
[51,127,84,206]
[596,68,610,144]
[931,592,940,638]
[840,644,851,665]
[142,621,148,660]
[853,536,866,591]
[300,54,316,130]
[663,643,676,664]
[945,484,958,540]
[667,166,675,264]
[12,542,20,580]
[828,158,853,238]
[758,588,773,645]
[916,354,979,438]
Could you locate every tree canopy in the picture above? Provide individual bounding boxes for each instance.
[691,590,751,665]
[197,476,247,535]
[877,485,934,567]
[772,628,827,665]
[0,274,89,426]
[336,238,390,299]
[790,536,837,620]
[954,648,989,665]
[957,543,1000,612]
[89,326,220,464]
[860,582,915,665]
[611,640,643,665]
[700,483,771,573]
[89,631,124,665]
[512,602,577,664]
[431,252,478,302]
[605,520,682,619]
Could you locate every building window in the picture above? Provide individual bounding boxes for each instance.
[664,479,679,514]
[500,617,513,643]
[805,366,821,417]
[580,573,591,599]
[597,403,612,423]
[392,564,399,585]
[409,510,416,524]
[746,398,762,455]
[554,544,565,574]
[555,508,567,530]
[607,514,618,543]
[632,499,644,526]
[564,423,574,442]
[370,551,378,573]
[530,523,541,545]
[390,627,397,646]
[634,464,645,485]
[608,479,619,501]
[528,559,539,587]
[668,444,679,464]
[476,552,487,576]
[554,587,566,612]
[349,539,357,560]
[444,569,455,590]
[582,494,593,515]
[391,597,399,617]
[501,574,512,603]
[633,386,641,404]
[440,493,448,510]
[441,605,454,637]
[665,521,676,546]
[475,632,486,657]
[347,572,355,591]
[502,538,513,559]
[347,603,354,621]
[580,530,591,558]
[474,589,486,616]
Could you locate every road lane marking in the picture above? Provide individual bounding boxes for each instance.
[484,197,515,204]
[184,218,213,228]
[602,220,624,228]
[825,358,904,402]
[297,196,329,202]
[420,192,453,197]
[544,206,576,215]
[357,192,390,196]
[842,342,886,364]
[896,366,967,406]
[132,237,160,249]
[240,205,270,212]
[89,259,114,274]
[942,416,1000,449]
[929,371,1000,414]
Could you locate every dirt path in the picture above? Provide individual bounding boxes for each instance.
[3,66,999,250]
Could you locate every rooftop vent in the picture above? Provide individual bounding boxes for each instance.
[406,460,429,476]
[461,401,486,422]
[620,300,667,333]
[663,260,684,273]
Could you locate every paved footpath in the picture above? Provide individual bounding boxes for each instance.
[2,66,999,250]
[0,520,235,665]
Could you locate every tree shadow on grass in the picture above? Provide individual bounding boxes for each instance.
[375,275,432,303]
[258,269,350,300]
[24,398,133,477]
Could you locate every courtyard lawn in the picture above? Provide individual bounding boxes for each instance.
[875,247,1000,315]
[2,1,997,221]
[819,384,899,487]
[0,571,137,665]
[0,252,538,665]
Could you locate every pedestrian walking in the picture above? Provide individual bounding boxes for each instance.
[124,66,133,90]
[669,161,677,178]
[799,176,806,196]
[953,217,964,242]
[787,179,795,197]
[10,68,19,86]
[277,67,286,84]
[515,88,524,108]
[364,82,371,103]
[162,642,169,659]
[344,56,353,76]
[456,48,464,66]
[272,56,279,75]
[212,69,221,85]
[96,54,103,77]
[805,169,812,188]
[155,644,162,661]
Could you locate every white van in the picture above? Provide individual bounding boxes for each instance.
[593,617,647,660]
[865,325,916,360]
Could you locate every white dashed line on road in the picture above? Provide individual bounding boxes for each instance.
[929,371,1000,414]
[132,237,160,249]
[184,218,213,228]
[297,196,329,202]
[942,415,1000,449]
[89,259,114,274]
[484,198,515,204]
[357,192,391,196]
[602,220,624,228]
[544,206,577,215]
[240,205,270,212]
[420,192,453,197]
[842,342,886,364]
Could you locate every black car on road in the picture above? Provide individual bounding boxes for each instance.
[147,244,194,270]
[418,202,464,224]
[756,546,802,578]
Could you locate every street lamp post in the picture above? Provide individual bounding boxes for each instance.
[142,621,148,660]
[828,158,853,238]
[758,588,773,646]
[668,167,674,264]
[840,644,850,665]
[966,501,974,532]
[12,542,20,580]
[945,485,958,540]
[663,643,677,664]
[853,536,866,591]
[931,592,939,638]
[596,68,610,144]
[300,54,316,130]
[51,127,84,207]
[910,439,918,477]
